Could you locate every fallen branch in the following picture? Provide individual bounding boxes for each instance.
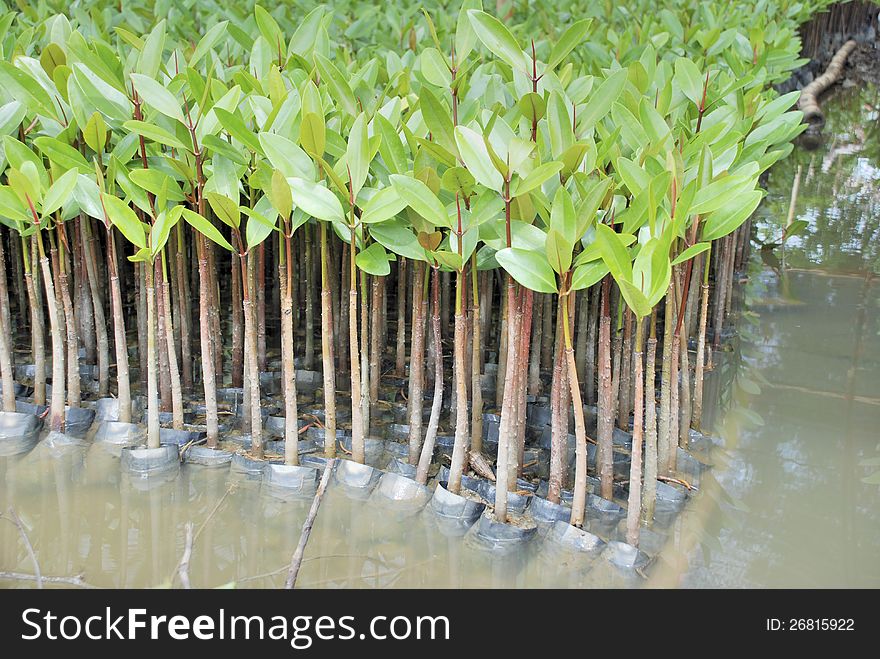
[0,571,97,589]
[1,507,41,589]
[284,459,336,589]
[798,40,857,126]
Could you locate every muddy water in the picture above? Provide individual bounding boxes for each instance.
[2,84,879,589]
[653,82,880,588]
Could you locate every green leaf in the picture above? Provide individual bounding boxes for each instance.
[299,112,326,160]
[33,137,91,173]
[361,186,406,224]
[420,48,451,88]
[314,53,357,117]
[547,19,592,70]
[674,57,703,107]
[356,242,392,276]
[692,174,756,215]
[180,208,234,251]
[346,112,370,198]
[103,195,147,250]
[671,242,711,266]
[288,177,344,223]
[130,73,185,124]
[83,112,108,154]
[579,69,627,134]
[206,192,240,229]
[189,22,228,68]
[139,20,166,79]
[420,87,458,158]
[258,132,314,179]
[391,174,449,228]
[545,228,573,275]
[268,169,293,220]
[455,125,503,193]
[467,10,528,73]
[701,190,763,241]
[495,247,558,293]
[214,108,263,155]
[245,205,276,249]
[571,260,610,291]
[513,161,562,197]
[370,218,425,261]
[151,208,180,257]
[41,169,78,217]
[124,120,191,152]
[254,5,284,56]
[594,223,633,282]
[550,185,577,243]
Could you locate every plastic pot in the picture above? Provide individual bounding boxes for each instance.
[604,540,651,572]
[333,459,382,498]
[160,428,206,447]
[93,421,147,447]
[371,471,431,513]
[544,521,606,558]
[0,411,42,457]
[467,510,537,553]
[338,436,386,467]
[385,456,417,479]
[262,464,320,500]
[528,495,572,526]
[183,445,233,468]
[230,453,276,479]
[430,481,485,525]
[120,444,179,478]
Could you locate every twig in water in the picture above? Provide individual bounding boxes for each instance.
[171,484,237,587]
[284,459,336,589]
[178,522,194,589]
[0,571,96,588]
[1,507,41,589]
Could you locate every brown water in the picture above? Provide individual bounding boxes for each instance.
[2,84,878,590]
[653,82,880,588]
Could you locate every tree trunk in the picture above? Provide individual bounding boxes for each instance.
[416,267,442,486]
[692,252,711,432]
[105,231,131,423]
[243,251,262,458]
[625,316,645,546]
[643,315,658,525]
[597,278,614,500]
[395,258,407,377]
[359,270,370,435]
[176,225,192,391]
[369,274,383,405]
[197,235,220,448]
[80,220,108,398]
[447,268,470,494]
[564,292,590,528]
[0,233,16,412]
[348,229,365,463]
[304,223,314,371]
[231,249,243,388]
[318,222,334,460]
[54,232,80,409]
[469,257,483,455]
[494,277,518,523]
[161,262,184,429]
[548,294,568,504]
[145,257,159,449]
[407,262,426,464]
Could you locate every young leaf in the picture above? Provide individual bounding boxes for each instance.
[671,241,711,266]
[391,174,449,228]
[495,247,558,294]
[102,195,147,250]
[454,126,503,193]
[180,208,234,251]
[288,178,345,223]
[467,10,528,73]
[356,242,393,276]
[41,169,78,217]
[130,73,185,124]
[347,112,370,198]
[361,186,406,224]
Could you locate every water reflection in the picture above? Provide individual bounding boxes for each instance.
[653,83,880,588]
